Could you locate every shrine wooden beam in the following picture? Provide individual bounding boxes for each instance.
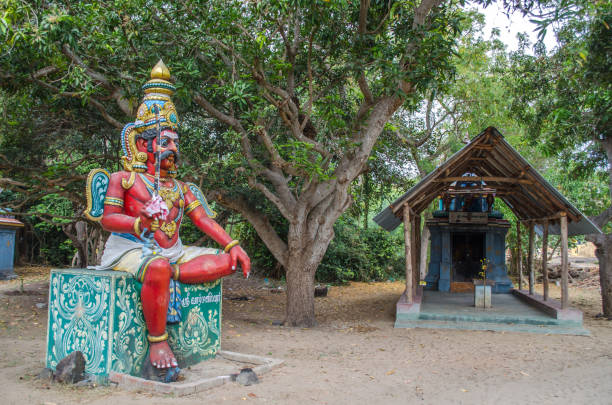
[419,225,430,281]
[528,222,535,295]
[542,220,550,301]
[403,205,413,303]
[517,221,524,290]
[473,144,494,150]
[412,215,420,299]
[519,213,563,223]
[434,176,533,184]
[561,212,569,309]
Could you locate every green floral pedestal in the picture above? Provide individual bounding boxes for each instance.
[45,268,221,378]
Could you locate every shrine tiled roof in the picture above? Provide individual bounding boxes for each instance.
[374,127,601,236]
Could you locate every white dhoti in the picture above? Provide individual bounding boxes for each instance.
[94,233,220,281]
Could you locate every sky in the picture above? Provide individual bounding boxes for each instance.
[477,2,557,53]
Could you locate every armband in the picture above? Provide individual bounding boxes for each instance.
[104,196,124,207]
[184,199,201,215]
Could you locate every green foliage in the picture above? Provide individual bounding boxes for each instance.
[236,211,405,284]
[39,238,75,266]
[316,217,405,283]
[506,1,612,173]
[25,194,77,265]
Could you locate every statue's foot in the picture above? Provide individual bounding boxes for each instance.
[149,341,178,369]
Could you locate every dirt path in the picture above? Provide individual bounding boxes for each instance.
[1,267,611,404]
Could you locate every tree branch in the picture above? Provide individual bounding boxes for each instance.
[247,176,296,223]
[413,0,444,29]
[33,78,123,129]
[61,44,133,116]
[208,190,289,266]
[591,207,612,229]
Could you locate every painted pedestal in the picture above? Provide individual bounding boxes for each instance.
[46,268,221,378]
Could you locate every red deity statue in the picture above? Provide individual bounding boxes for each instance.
[86,60,250,371]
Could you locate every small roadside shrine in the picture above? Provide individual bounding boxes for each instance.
[0,209,24,280]
[374,127,600,334]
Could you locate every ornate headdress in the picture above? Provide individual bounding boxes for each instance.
[121,60,180,172]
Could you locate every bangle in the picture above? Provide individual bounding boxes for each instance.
[147,331,168,343]
[133,217,142,235]
[172,263,180,281]
[224,240,239,253]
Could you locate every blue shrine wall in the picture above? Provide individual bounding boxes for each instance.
[424,221,513,294]
[0,227,18,279]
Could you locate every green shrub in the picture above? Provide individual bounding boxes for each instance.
[316,217,405,283]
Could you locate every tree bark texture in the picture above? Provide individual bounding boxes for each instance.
[285,259,317,327]
[62,221,106,267]
[584,136,612,317]
[589,234,612,317]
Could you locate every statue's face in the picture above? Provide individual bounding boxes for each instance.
[136,129,180,175]
[157,129,179,171]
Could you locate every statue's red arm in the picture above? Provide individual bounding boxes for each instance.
[182,182,251,276]
[100,172,137,234]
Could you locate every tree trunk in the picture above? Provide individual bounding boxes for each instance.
[363,172,370,230]
[285,258,317,327]
[586,137,612,317]
[588,234,612,318]
[284,226,334,327]
[63,221,88,267]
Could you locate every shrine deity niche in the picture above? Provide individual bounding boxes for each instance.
[82,60,251,378]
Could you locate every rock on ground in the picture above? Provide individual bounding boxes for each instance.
[54,351,86,384]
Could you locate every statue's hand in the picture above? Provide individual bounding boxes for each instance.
[229,245,251,278]
[138,212,160,235]
[138,199,164,234]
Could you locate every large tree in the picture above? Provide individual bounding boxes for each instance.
[2,0,484,326]
[506,0,612,316]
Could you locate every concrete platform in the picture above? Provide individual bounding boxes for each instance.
[109,350,284,396]
[395,290,589,335]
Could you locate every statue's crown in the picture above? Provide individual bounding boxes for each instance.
[120,60,180,172]
[134,59,179,132]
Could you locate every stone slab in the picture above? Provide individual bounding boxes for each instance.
[395,319,590,335]
[512,289,583,323]
[109,350,284,396]
[395,290,589,335]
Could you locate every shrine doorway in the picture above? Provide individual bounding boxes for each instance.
[451,232,484,289]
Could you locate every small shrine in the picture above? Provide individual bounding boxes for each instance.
[0,209,24,280]
[374,127,600,334]
[425,177,512,293]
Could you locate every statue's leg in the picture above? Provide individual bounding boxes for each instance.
[176,254,234,284]
[140,257,178,369]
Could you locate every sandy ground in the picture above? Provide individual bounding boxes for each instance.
[1,265,611,405]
